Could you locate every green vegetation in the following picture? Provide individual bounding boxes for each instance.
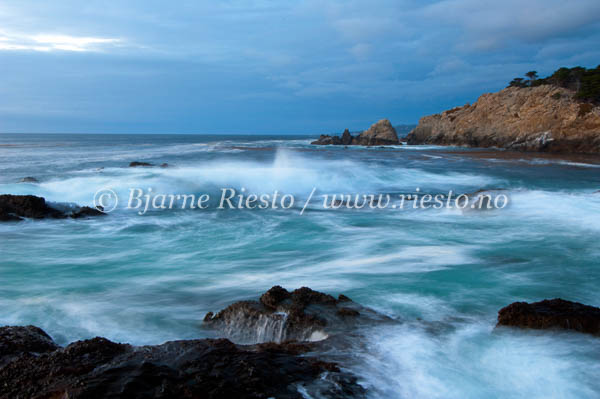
[508,65,600,103]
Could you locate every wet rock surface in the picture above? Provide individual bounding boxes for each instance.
[0,298,368,399]
[0,194,105,222]
[0,333,364,399]
[312,119,400,146]
[0,326,59,367]
[204,286,390,344]
[497,298,600,335]
[0,288,377,398]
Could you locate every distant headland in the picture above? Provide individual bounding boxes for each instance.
[406,65,600,153]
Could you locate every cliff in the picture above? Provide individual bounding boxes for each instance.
[407,85,600,153]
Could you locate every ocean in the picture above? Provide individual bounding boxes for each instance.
[1,133,600,398]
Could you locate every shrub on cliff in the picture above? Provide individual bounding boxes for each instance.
[508,65,600,103]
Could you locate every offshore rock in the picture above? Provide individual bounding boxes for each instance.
[0,327,365,399]
[497,298,600,335]
[353,119,400,146]
[407,85,600,153]
[312,119,400,146]
[0,194,105,222]
[129,161,154,167]
[203,286,389,344]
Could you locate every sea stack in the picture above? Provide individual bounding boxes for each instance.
[312,119,400,146]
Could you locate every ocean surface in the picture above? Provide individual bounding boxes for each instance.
[1,133,600,398]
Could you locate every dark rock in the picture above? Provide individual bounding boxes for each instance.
[18,177,39,183]
[341,129,353,145]
[0,210,22,222]
[0,326,59,367]
[71,206,106,219]
[338,294,352,303]
[0,194,65,220]
[337,308,360,317]
[260,285,291,309]
[204,286,390,344]
[0,195,106,222]
[159,163,170,168]
[0,327,364,399]
[129,161,154,167]
[497,298,600,335]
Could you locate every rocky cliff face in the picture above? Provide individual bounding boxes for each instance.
[312,119,400,146]
[407,85,600,153]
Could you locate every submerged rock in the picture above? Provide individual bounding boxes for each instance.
[0,326,364,399]
[497,298,600,335]
[70,206,106,219]
[311,119,400,146]
[204,286,390,344]
[0,194,105,222]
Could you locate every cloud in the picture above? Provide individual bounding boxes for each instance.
[423,0,600,51]
[0,30,121,52]
[0,0,599,133]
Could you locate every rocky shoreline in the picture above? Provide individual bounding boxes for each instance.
[406,85,600,153]
[2,287,599,398]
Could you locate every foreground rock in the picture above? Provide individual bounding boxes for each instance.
[497,298,600,335]
[0,194,105,222]
[204,286,390,344]
[312,119,400,146]
[0,320,365,399]
[407,85,600,153]
[0,326,59,368]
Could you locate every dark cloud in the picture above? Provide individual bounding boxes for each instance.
[0,0,598,133]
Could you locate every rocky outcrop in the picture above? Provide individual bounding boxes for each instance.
[407,85,600,153]
[0,329,363,399]
[0,194,105,222]
[0,326,59,367]
[497,298,600,335]
[203,286,390,344]
[0,287,376,399]
[312,119,400,146]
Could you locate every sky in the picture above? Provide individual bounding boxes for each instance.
[0,0,599,134]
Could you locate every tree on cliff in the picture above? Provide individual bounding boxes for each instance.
[508,66,600,103]
[509,77,527,88]
[525,71,538,82]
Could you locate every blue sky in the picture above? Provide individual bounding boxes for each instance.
[1,0,599,134]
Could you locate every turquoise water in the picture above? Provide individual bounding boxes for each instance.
[1,133,600,398]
